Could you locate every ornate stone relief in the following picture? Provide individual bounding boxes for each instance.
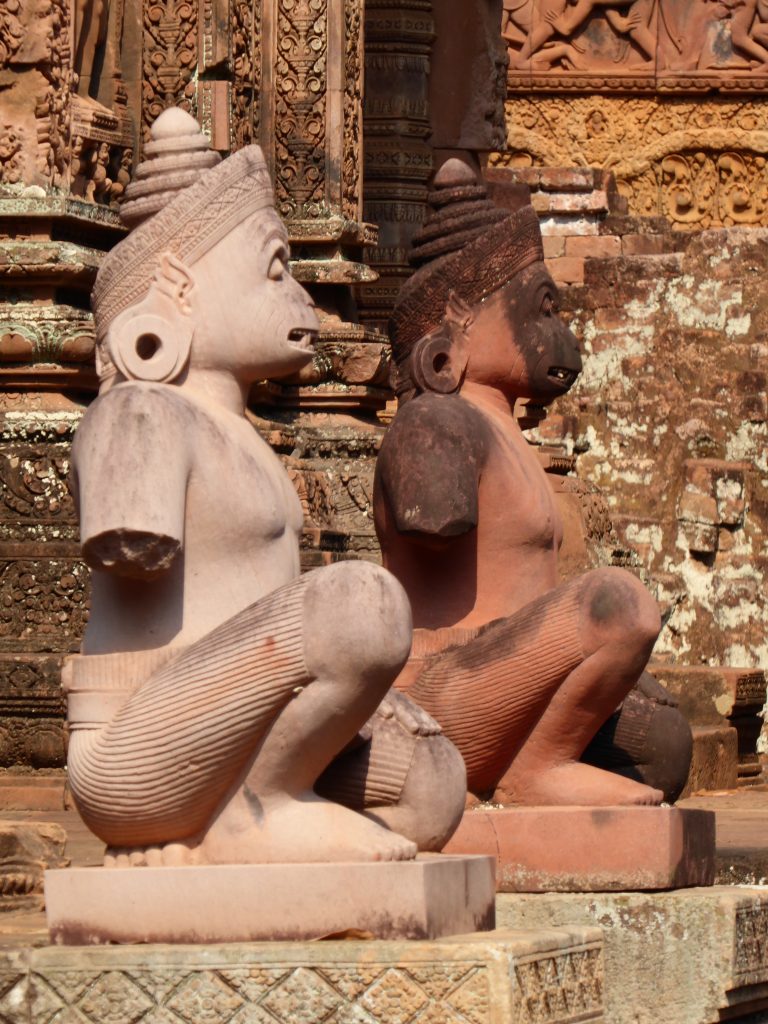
[0,935,606,1024]
[503,0,768,91]
[274,0,327,218]
[498,94,768,228]
[230,0,261,148]
[142,0,197,138]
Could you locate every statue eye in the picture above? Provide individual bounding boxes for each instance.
[541,293,557,316]
[268,249,287,281]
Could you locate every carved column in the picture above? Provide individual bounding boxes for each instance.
[231,0,390,414]
[357,0,434,330]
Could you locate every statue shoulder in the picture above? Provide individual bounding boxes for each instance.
[74,382,197,459]
[80,380,197,426]
[380,392,488,467]
[376,393,486,538]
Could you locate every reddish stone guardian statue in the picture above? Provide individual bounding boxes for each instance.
[374,159,692,807]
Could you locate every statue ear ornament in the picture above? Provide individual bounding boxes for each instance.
[409,292,473,396]
[105,253,195,384]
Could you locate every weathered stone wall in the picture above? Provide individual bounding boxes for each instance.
[547,228,768,670]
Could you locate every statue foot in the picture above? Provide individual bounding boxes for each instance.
[493,761,664,807]
[104,841,201,867]
[199,791,418,864]
[103,794,418,867]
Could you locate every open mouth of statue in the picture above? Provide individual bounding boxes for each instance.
[288,328,319,351]
[548,366,578,387]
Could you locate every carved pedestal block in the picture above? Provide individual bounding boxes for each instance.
[45,856,495,944]
[0,926,606,1024]
[445,807,716,892]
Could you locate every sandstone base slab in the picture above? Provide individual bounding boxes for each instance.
[444,806,715,891]
[0,926,605,1024]
[45,854,495,944]
[498,886,768,1024]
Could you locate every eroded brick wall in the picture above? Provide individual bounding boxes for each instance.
[544,229,768,673]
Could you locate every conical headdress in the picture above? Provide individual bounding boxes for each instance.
[93,108,276,339]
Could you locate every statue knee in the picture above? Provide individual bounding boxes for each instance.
[583,567,660,654]
[303,561,412,684]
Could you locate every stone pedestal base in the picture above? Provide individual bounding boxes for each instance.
[444,806,715,891]
[0,926,605,1024]
[498,886,768,1024]
[45,854,495,944]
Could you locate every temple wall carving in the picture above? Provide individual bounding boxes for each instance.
[501,0,768,228]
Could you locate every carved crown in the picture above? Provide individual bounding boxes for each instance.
[93,109,276,339]
[391,187,548,360]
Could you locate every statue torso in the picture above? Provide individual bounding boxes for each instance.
[375,391,562,630]
[74,382,303,654]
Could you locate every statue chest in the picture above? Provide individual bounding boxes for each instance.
[187,430,303,552]
[478,429,563,553]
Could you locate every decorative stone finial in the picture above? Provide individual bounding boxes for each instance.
[120,107,222,229]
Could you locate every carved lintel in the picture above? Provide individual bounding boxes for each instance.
[499,93,768,229]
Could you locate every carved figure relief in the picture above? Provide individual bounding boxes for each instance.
[504,0,656,72]
[503,0,768,86]
[0,0,73,188]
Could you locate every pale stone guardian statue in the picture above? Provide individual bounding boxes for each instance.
[65,108,466,868]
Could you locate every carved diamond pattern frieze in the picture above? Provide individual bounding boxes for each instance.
[261,966,341,1021]
[218,966,291,1004]
[74,971,155,1024]
[32,970,101,1019]
[325,1003,378,1024]
[735,906,768,980]
[445,969,489,1024]
[21,959,499,1024]
[47,1008,90,1024]
[516,950,603,1024]
[358,968,429,1024]
[316,966,383,1001]
[134,1009,181,1024]
[404,965,473,1002]
[0,974,32,1024]
[227,1004,276,1024]
[144,970,188,1006]
[166,973,245,1023]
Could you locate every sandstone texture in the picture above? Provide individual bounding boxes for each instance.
[45,856,495,944]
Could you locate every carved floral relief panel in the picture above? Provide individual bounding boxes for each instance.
[500,94,768,228]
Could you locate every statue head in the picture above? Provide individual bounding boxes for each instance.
[389,160,581,405]
[93,108,318,388]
